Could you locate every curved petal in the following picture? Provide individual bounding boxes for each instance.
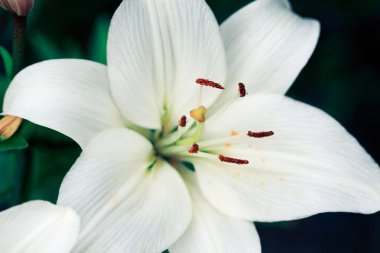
[196,94,380,221]
[58,128,192,253]
[107,0,226,129]
[170,168,261,253]
[0,200,79,253]
[213,0,319,110]
[3,59,124,148]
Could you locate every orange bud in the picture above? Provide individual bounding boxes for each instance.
[0,115,22,140]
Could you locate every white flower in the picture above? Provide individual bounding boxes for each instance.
[0,200,79,252]
[3,0,380,252]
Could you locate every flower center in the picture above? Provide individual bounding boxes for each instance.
[143,79,274,170]
[156,105,206,157]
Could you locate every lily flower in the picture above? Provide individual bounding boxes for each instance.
[0,200,80,252]
[2,0,380,252]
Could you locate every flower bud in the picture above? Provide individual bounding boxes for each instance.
[0,0,34,16]
[0,115,22,141]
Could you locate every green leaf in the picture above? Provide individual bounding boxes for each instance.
[0,133,28,152]
[30,32,85,61]
[0,150,24,207]
[0,47,13,82]
[30,32,62,60]
[88,14,110,64]
[0,184,16,198]
[26,145,80,203]
[0,76,8,107]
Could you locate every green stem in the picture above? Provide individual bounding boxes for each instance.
[11,15,29,204]
[12,14,27,76]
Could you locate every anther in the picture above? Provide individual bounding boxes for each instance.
[188,143,199,154]
[238,83,247,97]
[190,106,207,123]
[219,154,249,165]
[196,78,225,90]
[247,131,274,138]
[179,115,187,127]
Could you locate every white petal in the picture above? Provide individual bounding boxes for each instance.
[0,200,79,253]
[58,128,192,253]
[196,94,380,221]
[107,0,226,129]
[213,0,319,109]
[170,168,261,253]
[3,59,124,148]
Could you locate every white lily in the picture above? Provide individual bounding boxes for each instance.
[0,200,79,253]
[2,0,380,252]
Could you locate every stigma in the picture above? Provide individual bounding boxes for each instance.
[190,106,207,123]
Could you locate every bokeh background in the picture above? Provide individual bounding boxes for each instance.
[0,0,379,252]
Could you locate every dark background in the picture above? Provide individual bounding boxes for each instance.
[0,0,379,252]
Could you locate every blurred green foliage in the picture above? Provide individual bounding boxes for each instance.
[0,151,23,206]
[0,47,12,82]
[0,133,28,152]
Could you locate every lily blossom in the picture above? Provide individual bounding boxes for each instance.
[2,0,380,252]
[0,200,79,252]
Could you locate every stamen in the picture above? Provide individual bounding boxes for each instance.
[219,154,249,165]
[247,131,274,138]
[188,143,199,154]
[196,78,225,90]
[179,115,187,127]
[190,106,207,123]
[238,83,247,97]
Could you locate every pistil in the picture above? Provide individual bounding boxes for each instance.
[190,106,207,123]
[156,116,195,148]
[176,122,205,146]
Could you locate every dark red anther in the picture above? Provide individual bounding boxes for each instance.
[188,143,199,154]
[179,115,187,127]
[196,78,225,90]
[238,83,247,97]
[247,131,274,138]
[218,154,249,165]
